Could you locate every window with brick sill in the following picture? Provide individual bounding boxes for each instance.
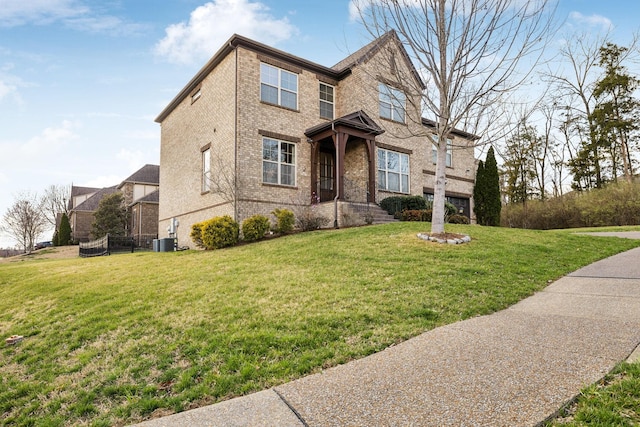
[377,148,409,193]
[262,137,296,186]
[379,83,406,123]
[260,63,298,110]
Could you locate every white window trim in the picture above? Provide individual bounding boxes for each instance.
[377,148,410,193]
[319,82,335,120]
[262,137,296,186]
[379,83,406,123]
[260,63,298,110]
[202,148,211,193]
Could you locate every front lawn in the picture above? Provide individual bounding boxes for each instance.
[1,223,639,426]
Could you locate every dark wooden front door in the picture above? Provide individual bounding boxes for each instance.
[319,151,335,202]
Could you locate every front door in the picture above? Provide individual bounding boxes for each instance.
[319,151,335,202]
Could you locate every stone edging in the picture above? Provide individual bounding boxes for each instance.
[416,233,471,245]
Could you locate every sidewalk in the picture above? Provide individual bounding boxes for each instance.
[134,234,640,427]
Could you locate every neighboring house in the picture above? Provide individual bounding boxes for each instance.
[117,164,160,244]
[68,186,118,242]
[68,164,160,243]
[156,31,477,246]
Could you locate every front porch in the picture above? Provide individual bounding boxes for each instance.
[304,111,393,228]
[305,111,384,205]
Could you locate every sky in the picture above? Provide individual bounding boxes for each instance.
[0,0,638,247]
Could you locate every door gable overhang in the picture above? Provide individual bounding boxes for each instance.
[305,110,385,142]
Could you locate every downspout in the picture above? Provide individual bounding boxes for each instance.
[333,122,339,229]
[233,42,239,222]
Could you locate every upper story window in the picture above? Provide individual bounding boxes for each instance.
[432,135,453,167]
[202,147,211,192]
[260,63,298,110]
[263,137,296,186]
[319,83,334,120]
[379,83,406,123]
[191,87,202,104]
[377,148,409,193]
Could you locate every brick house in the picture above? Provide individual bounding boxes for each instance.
[118,164,160,244]
[156,32,477,246]
[68,164,159,243]
[68,186,118,242]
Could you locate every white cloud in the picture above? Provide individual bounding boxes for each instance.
[568,12,612,31]
[154,0,298,65]
[0,0,148,36]
[348,0,360,22]
[21,120,79,156]
[81,175,123,189]
[117,148,144,171]
[0,0,87,27]
[65,15,150,36]
[0,63,29,105]
[124,129,159,141]
[0,80,17,101]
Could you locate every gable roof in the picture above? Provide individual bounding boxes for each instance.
[155,32,425,123]
[118,164,159,188]
[73,186,119,212]
[332,30,425,90]
[131,189,159,206]
[70,185,100,197]
[155,34,345,123]
[68,185,101,210]
[305,110,384,138]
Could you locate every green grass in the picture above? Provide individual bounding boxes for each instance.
[1,223,640,426]
[546,362,640,426]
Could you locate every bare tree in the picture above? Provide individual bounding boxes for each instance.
[543,32,609,189]
[352,0,557,233]
[41,184,71,230]
[1,193,48,253]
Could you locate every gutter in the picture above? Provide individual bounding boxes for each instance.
[332,122,339,229]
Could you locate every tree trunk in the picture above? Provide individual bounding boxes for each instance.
[431,139,448,234]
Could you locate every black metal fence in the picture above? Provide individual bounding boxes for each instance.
[79,233,158,257]
[79,235,109,257]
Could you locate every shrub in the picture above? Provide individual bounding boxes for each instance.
[242,215,271,242]
[400,209,431,222]
[380,196,428,217]
[296,207,330,231]
[272,208,295,234]
[500,182,640,230]
[448,214,470,224]
[190,222,205,249]
[201,216,239,250]
[442,201,459,223]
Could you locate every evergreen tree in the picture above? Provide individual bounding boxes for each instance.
[52,230,59,246]
[483,146,502,226]
[473,160,486,224]
[58,213,72,245]
[91,193,128,239]
[590,42,639,183]
[473,146,501,226]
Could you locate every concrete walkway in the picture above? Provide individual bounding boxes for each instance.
[133,233,640,427]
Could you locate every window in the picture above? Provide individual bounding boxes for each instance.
[263,137,296,186]
[432,135,453,167]
[320,152,334,190]
[379,83,405,123]
[319,83,334,119]
[377,148,409,193]
[260,63,298,109]
[202,147,211,192]
[191,87,201,104]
